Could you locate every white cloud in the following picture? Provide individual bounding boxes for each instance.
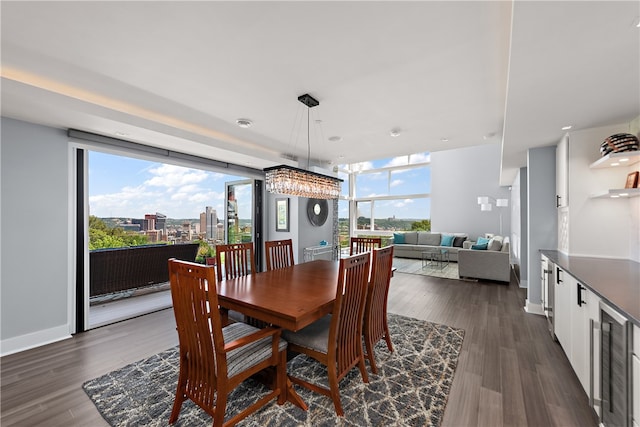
[390,179,403,187]
[145,164,208,188]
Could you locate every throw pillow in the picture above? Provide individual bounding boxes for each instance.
[487,236,503,251]
[471,243,488,250]
[452,236,467,247]
[440,234,454,247]
[477,236,491,246]
[393,233,405,244]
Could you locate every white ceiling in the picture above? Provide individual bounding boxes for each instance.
[2,1,638,185]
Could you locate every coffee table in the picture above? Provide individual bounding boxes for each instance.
[421,248,450,270]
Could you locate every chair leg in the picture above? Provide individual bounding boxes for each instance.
[212,392,227,427]
[169,367,187,424]
[384,325,394,352]
[364,336,378,374]
[327,372,344,416]
[276,349,287,405]
[168,391,185,424]
[358,357,369,384]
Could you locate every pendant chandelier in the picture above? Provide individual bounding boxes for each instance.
[264,94,342,199]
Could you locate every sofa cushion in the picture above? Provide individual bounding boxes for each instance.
[471,243,488,250]
[418,232,441,246]
[453,236,467,247]
[404,232,418,245]
[393,233,406,244]
[487,235,504,251]
[440,234,454,247]
[477,236,491,246]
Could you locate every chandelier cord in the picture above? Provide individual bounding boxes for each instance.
[307,106,311,170]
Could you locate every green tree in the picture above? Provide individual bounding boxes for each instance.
[411,219,431,231]
[89,215,151,250]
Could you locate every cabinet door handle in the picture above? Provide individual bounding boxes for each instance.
[577,284,586,307]
[556,195,561,208]
[556,267,563,284]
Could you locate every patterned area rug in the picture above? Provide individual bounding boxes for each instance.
[83,313,464,427]
[393,258,463,280]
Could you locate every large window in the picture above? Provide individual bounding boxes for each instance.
[338,152,431,246]
[89,150,248,256]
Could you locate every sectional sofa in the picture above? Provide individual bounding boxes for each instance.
[392,231,512,283]
[457,235,511,283]
[392,231,468,262]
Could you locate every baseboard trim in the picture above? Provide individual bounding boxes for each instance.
[1,324,71,357]
[524,300,545,316]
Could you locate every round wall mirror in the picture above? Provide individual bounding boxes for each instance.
[307,198,329,226]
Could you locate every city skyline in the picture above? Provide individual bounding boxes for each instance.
[89,151,431,220]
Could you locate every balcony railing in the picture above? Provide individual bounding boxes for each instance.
[89,243,199,297]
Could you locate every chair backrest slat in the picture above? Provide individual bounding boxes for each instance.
[265,239,295,271]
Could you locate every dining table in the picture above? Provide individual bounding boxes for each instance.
[216,259,341,410]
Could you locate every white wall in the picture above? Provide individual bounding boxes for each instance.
[431,143,511,241]
[1,118,72,355]
[264,193,335,263]
[526,145,557,312]
[566,123,638,260]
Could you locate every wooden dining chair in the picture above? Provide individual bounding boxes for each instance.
[167,258,287,427]
[282,252,371,416]
[349,237,382,255]
[265,239,295,271]
[363,245,395,374]
[215,242,259,325]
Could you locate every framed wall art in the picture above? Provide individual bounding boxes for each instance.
[275,198,289,232]
[625,171,639,189]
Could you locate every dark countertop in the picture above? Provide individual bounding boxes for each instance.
[540,250,640,326]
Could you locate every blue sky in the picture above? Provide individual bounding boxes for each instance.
[89,151,431,220]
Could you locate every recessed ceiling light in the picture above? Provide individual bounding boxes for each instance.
[561,125,572,131]
[611,162,620,166]
[611,194,620,198]
[634,17,640,28]
[390,128,402,137]
[619,158,629,162]
[328,136,342,142]
[236,118,252,128]
[619,193,629,197]
[440,138,449,143]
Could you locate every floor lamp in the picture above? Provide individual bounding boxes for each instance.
[477,196,509,235]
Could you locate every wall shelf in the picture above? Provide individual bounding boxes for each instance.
[590,188,640,199]
[589,151,640,169]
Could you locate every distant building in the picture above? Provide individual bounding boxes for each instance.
[120,223,141,232]
[155,212,166,232]
[205,206,218,240]
[144,214,156,231]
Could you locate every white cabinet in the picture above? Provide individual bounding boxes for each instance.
[554,266,601,402]
[554,266,572,350]
[556,135,569,207]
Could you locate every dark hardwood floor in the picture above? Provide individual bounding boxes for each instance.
[1,268,599,426]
